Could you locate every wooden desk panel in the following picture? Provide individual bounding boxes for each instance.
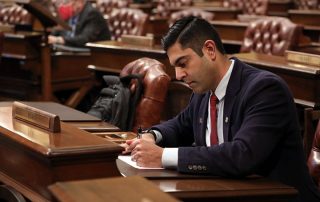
[145,16,169,45]
[2,31,42,60]
[233,52,320,108]
[86,40,175,79]
[0,31,94,107]
[116,159,297,202]
[0,106,122,201]
[211,19,320,48]
[169,6,241,20]
[49,176,179,202]
[267,0,294,17]
[289,10,320,27]
[210,20,247,42]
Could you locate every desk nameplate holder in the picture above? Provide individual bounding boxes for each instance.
[12,101,61,133]
[285,50,320,67]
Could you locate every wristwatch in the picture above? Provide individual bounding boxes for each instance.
[142,129,157,142]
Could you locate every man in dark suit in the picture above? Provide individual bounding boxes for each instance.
[48,0,110,47]
[122,16,320,201]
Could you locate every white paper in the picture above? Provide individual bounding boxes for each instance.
[118,155,164,170]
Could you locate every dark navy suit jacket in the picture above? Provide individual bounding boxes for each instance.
[152,58,320,201]
[53,2,110,47]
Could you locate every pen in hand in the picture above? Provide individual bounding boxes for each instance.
[137,126,143,139]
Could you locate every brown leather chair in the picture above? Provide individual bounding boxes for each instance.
[153,0,193,18]
[223,0,268,15]
[107,8,148,41]
[96,0,129,17]
[240,17,303,56]
[168,8,214,27]
[223,0,243,9]
[119,57,170,132]
[0,4,33,26]
[305,108,320,189]
[294,0,320,9]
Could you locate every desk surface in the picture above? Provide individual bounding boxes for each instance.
[49,176,180,202]
[86,40,175,79]
[0,105,122,201]
[86,40,165,54]
[0,101,100,121]
[116,159,297,202]
[233,52,320,107]
[211,19,320,46]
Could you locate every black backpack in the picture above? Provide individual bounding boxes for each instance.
[87,74,143,131]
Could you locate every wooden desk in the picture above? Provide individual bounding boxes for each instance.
[145,16,169,45]
[1,31,42,60]
[116,159,298,202]
[210,20,247,53]
[233,52,320,108]
[210,20,247,43]
[0,31,94,107]
[86,40,175,79]
[0,105,122,201]
[289,10,320,27]
[0,101,121,132]
[169,6,241,20]
[267,0,294,17]
[49,176,179,202]
[210,19,320,52]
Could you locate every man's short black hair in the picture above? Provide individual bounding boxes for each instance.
[161,16,226,56]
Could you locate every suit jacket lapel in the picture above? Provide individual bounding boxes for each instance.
[223,57,243,142]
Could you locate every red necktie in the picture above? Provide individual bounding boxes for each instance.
[210,95,218,146]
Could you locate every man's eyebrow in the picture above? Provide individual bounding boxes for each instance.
[172,56,186,67]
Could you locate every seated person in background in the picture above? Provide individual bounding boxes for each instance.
[48,0,110,47]
[122,16,320,201]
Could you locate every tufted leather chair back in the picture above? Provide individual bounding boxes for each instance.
[119,57,170,132]
[168,8,214,27]
[96,0,129,17]
[308,120,320,189]
[153,0,193,18]
[107,8,148,41]
[223,0,243,9]
[240,17,302,56]
[294,0,320,9]
[0,4,33,26]
[223,0,268,15]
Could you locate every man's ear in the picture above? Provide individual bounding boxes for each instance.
[203,40,216,60]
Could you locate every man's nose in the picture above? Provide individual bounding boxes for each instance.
[175,67,186,81]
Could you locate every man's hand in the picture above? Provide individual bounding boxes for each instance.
[131,139,164,168]
[121,132,156,154]
[48,35,65,44]
[120,133,163,168]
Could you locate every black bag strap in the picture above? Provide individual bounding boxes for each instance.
[120,74,143,131]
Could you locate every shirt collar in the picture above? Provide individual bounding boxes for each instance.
[214,59,234,101]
